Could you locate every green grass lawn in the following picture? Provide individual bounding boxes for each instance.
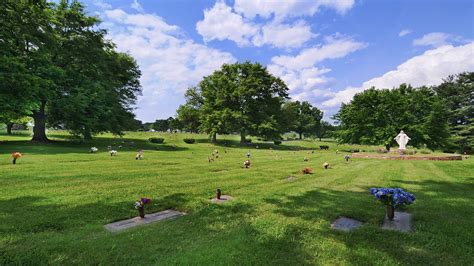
[0,131,473,265]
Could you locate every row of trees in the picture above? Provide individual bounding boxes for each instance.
[334,72,473,152]
[0,0,141,141]
[175,62,325,143]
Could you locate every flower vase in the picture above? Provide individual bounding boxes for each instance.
[138,207,145,218]
[386,205,395,220]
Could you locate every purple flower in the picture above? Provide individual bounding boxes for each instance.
[140,198,152,204]
[369,187,415,207]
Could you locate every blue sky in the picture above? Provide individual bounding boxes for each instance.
[81,0,474,122]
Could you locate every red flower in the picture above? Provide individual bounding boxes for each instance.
[11,152,22,159]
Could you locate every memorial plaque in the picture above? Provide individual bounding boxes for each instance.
[331,217,363,231]
[105,210,185,232]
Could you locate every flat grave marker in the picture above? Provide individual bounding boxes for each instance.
[105,210,185,232]
[331,217,364,231]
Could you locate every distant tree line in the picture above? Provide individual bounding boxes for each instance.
[334,72,473,152]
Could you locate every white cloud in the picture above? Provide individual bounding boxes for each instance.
[196,1,343,48]
[322,42,474,108]
[412,32,467,47]
[252,21,315,48]
[270,35,367,70]
[413,32,451,47]
[234,0,355,19]
[398,29,412,37]
[196,1,258,46]
[266,35,366,112]
[131,0,144,13]
[102,9,236,121]
[92,0,112,10]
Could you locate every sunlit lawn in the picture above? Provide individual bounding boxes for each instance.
[0,131,472,265]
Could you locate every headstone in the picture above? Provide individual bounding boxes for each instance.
[382,211,412,232]
[104,210,185,232]
[331,217,363,231]
[210,195,232,203]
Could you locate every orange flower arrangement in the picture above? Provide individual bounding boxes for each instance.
[11,152,22,164]
[302,167,313,174]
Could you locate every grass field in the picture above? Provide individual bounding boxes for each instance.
[0,131,473,265]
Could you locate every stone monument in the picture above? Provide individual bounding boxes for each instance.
[394,130,410,150]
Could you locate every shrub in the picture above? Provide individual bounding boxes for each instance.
[149,137,164,144]
[274,140,282,145]
[245,138,252,143]
[183,138,195,144]
[420,150,431,154]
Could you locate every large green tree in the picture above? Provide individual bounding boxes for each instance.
[433,72,473,153]
[334,84,450,150]
[0,0,141,141]
[190,62,288,143]
[281,101,323,139]
[176,87,203,133]
[315,121,336,141]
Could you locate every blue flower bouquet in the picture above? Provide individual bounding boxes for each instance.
[369,188,415,220]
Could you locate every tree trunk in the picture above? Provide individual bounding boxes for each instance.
[84,127,92,140]
[211,132,217,143]
[32,102,48,142]
[6,122,13,135]
[299,132,302,140]
[240,129,246,144]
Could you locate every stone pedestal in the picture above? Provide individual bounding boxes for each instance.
[382,211,412,232]
[210,195,233,203]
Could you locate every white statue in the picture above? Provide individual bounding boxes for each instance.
[394,130,411,150]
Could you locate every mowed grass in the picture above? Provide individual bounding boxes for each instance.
[0,131,473,265]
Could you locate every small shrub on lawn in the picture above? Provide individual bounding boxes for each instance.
[274,140,282,145]
[149,137,164,144]
[183,138,195,144]
[245,138,252,143]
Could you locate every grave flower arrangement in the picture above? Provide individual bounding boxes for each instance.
[302,167,313,174]
[134,197,152,218]
[11,152,22,164]
[369,188,416,220]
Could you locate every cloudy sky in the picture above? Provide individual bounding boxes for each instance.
[82,0,474,122]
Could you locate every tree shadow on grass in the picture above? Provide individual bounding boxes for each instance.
[264,186,473,265]
[209,139,316,151]
[0,195,313,265]
[0,137,188,155]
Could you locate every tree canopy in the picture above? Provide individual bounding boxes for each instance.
[334,84,451,150]
[433,72,473,152]
[178,62,289,143]
[281,101,323,139]
[0,0,141,141]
